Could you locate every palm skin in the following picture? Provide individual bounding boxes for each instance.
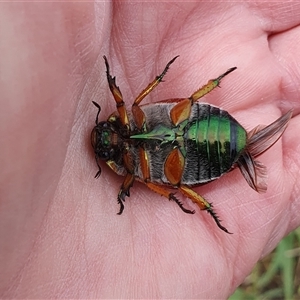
[1,2,300,299]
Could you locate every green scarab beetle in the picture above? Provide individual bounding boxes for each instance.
[91,56,292,233]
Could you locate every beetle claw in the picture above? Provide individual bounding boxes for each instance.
[170,193,195,214]
[117,193,125,215]
[117,202,124,215]
[206,205,232,234]
[117,188,129,215]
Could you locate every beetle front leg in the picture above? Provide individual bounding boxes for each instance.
[179,185,232,234]
[116,149,136,214]
[103,56,130,127]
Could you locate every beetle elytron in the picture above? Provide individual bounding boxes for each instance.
[91,55,292,234]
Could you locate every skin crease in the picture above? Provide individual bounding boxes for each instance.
[1,1,300,299]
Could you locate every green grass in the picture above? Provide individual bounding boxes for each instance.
[230,228,300,300]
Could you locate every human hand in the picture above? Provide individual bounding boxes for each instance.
[1,2,300,299]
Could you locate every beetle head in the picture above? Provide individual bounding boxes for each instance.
[91,101,120,178]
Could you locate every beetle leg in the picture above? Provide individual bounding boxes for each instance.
[169,98,192,126]
[189,67,237,103]
[117,172,135,214]
[133,56,179,106]
[146,182,195,214]
[132,105,147,130]
[139,147,150,181]
[131,56,179,130]
[103,56,129,128]
[139,147,194,214]
[164,148,185,185]
[116,147,136,214]
[167,67,238,125]
[179,185,232,234]
[105,157,134,214]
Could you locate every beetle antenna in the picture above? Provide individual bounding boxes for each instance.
[92,101,101,125]
[94,156,102,178]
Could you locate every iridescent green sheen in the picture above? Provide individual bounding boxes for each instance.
[184,111,247,181]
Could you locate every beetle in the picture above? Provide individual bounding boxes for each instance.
[91,55,292,234]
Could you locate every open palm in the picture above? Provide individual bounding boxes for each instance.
[1,2,300,299]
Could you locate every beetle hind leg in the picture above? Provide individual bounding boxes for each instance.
[179,185,232,234]
[189,67,237,103]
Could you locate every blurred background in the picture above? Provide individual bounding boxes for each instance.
[230,228,300,299]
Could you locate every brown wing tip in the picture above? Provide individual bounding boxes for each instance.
[238,109,293,193]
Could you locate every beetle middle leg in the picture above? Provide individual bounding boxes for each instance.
[179,185,232,234]
[161,147,230,232]
[138,147,194,214]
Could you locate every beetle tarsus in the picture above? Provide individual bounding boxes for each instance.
[170,194,195,214]
[117,202,124,215]
[103,55,118,90]
[157,55,179,82]
[117,192,125,215]
[206,205,232,234]
[215,67,237,83]
[189,67,237,103]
